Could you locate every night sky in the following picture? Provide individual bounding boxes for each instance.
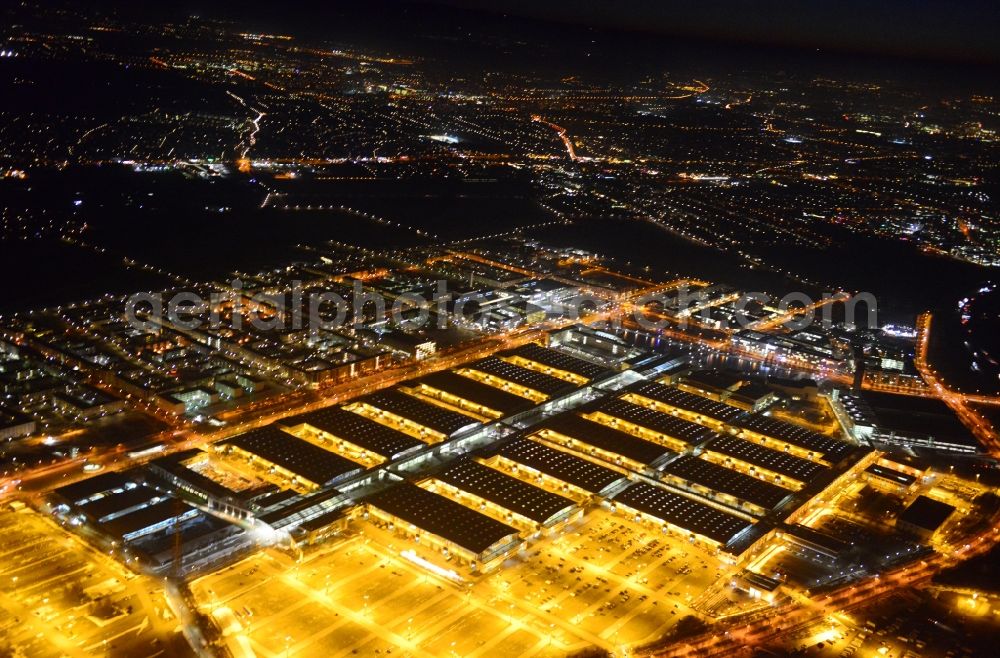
[76,0,1000,64]
[425,0,999,62]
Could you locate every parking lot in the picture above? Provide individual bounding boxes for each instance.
[0,503,190,657]
[191,508,733,657]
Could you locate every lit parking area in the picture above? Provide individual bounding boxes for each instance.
[191,508,730,657]
[0,505,189,658]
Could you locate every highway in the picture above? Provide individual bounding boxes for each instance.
[913,313,1000,451]
[0,301,624,501]
[2,272,721,500]
[4,296,966,503]
[532,115,579,161]
[747,292,850,332]
[226,91,265,171]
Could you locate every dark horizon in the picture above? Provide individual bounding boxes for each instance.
[425,0,1000,64]
[66,0,1000,65]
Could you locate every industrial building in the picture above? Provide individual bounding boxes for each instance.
[661,455,793,515]
[727,383,780,413]
[897,495,957,540]
[548,325,646,367]
[627,378,855,465]
[405,370,535,420]
[732,329,851,371]
[132,515,250,574]
[494,436,630,499]
[534,412,676,472]
[146,449,253,521]
[256,487,351,543]
[676,370,746,402]
[863,463,919,495]
[52,471,136,507]
[101,499,200,543]
[624,380,745,428]
[0,406,36,441]
[611,482,758,553]
[363,482,521,573]
[675,371,779,413]
[839,392,981,454]
[460,355,577,399]
[279,406,426,461]
[431,459,579,532]
[733,414,853,463]
[499,342,611,384]
[220,425,365,490]
[701,435,827,489]
[348,389,482,442]
[51,470,250,575]
[581,396,718,452]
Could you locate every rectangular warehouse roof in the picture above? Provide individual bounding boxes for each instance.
[223,426,363,487]
[899,495,955,533]
[537,412,675,466]
[502,343,610,380]
[865,464,917,487]
[498,437,628,495]
[854,392,980,451]
[149,450,243,503]
[364,482,519,556]
[436,460,576,525]
[662,455,792,510]
[706,435,827,483]
[628,381,745,424]
[613,482,754,547]
[258,487,345,529]
[586,396,718,447]
[734,414,853,462]
[466,356,577,397]
[80,485,164,523]
[280,407,425,459]
[54,471,136,505]
[101,498,197,540]
[416,371,535,417]
[357,390,481,438]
